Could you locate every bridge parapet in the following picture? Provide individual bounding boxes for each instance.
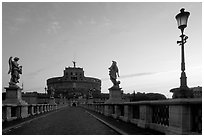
[2,103,60,123]
[82,98,202,135]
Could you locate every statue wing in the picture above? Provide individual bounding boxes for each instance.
[8,57,13,74]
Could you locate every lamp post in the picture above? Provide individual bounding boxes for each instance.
[175,8,190,88]
[170,8,193,98]
[44,87,47,94]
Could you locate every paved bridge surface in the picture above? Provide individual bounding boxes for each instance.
[2,106,163,135]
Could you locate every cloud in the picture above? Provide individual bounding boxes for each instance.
[25,86,45,92]
[120,72,157,79]
[4,16,30,35]
[15,17,28,25]
[101,72,156,81]
[90,18,96,25]
[103,16,111,26]
[76,19,83,25]
[24,68,45,79]
[47,21,61,34]
[7,26,20,34]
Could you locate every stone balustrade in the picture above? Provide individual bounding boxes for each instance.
[82,98,202,135]
[2,104,58,122]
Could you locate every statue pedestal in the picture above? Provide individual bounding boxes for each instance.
[170,87,193,99]
[3,86,27,105]
[3,86,28,119]
[105,87,124,104]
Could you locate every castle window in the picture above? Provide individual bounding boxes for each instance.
[71,77,77,80]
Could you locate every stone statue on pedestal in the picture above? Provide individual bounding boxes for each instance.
[8,56,22,87]
[105,61,123,104]
[4,56,27,106]
[109,61,120,88]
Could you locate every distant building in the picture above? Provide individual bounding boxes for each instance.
[87,93,109,104]
[190,86,202,98]
[22,92,50,104]
[47,62,101,99]
[22,92,68,105]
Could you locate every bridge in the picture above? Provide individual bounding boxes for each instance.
[3,105,162,135]
[2,98,202,135]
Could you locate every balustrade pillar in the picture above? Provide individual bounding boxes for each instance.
[49,105,51,111]
[20,105,28,118]
[33,105,37,115]
[101,105,105,114]
[104,105,109,116]
[47,105,50,111]
[44,105,47,112]
[138,105,152,128]
[104,105,113,116]
[42,105,45,112]
[36,105,40,114]
[40,105,44,113]
[30,105,35,115]
[123,105,133,122]
[168,104,192,134]
[112,105,121,119]
[5,106,12,121]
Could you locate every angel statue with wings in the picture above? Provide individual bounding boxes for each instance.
[109,61,120,88]
[8,57,22,86]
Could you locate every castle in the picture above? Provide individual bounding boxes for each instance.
[47,62,101,100]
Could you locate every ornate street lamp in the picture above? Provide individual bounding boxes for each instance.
[175,8,190,33]
[176,8,190,88]
[170,8,193,98]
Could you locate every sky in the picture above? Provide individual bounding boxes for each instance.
[2,2,202,98]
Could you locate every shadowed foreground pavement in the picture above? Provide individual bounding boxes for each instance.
[3,107,118,135]
[3,106,163,135]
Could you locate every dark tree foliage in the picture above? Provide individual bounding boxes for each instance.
[130,92,166,101]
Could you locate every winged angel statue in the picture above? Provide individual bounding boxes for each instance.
[8,57,22,86]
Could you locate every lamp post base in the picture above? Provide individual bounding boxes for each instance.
[180,71,187,87]
[170,87,193,99]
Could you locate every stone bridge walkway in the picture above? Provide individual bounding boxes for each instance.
[2,106,163,135]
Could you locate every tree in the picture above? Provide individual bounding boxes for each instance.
[130,92,166,101]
